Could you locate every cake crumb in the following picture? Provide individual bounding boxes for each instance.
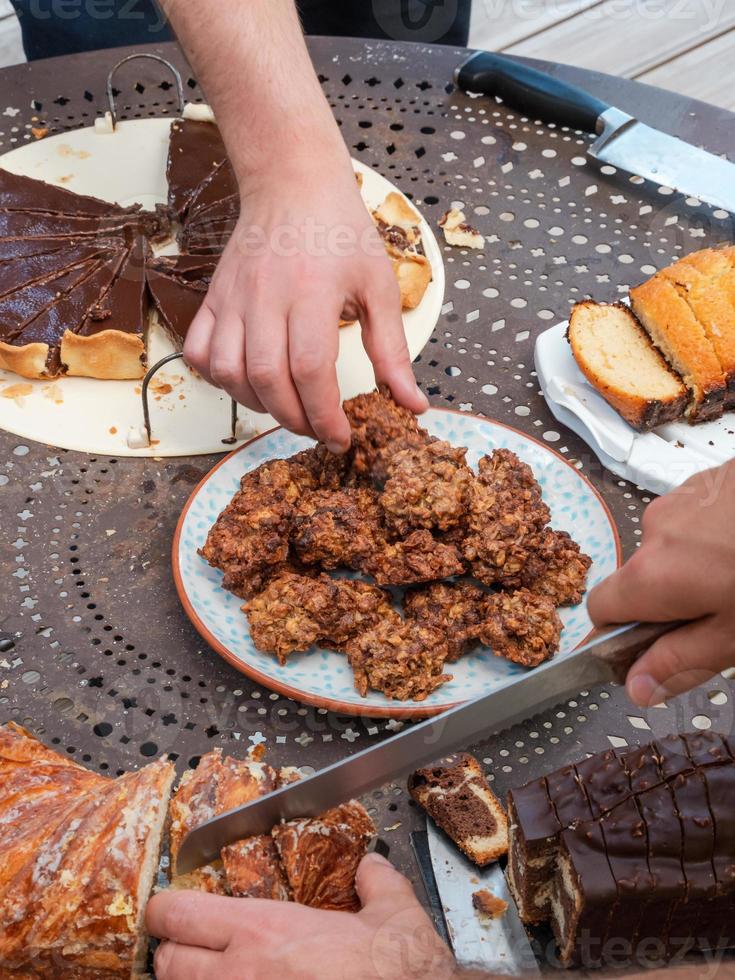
[439,209,485,249]
[472,888,508,921]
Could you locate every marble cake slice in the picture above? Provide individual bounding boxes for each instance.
[409,753,508,866]
[506,775,561,923]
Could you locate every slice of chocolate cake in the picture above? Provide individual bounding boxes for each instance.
[666,767,718,955]
[146,254,216,346]
[0,164,130,216]
[550,819,620,968]
[167,117,232,221]
[62,235,149,379]
[408,754,508,867]
[506,776,561,923]
[0,253,121,377]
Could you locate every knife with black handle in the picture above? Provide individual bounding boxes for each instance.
[455,51,608,134]
[454,51,735,212]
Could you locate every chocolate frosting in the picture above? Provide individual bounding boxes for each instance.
[0,259,103,343]
[75,238,147,338]
[507,777,559,844]
[510,733,735,966]
[0,165,133,217]
[146,254,214,343]
[17,252,125,346]
[167,118,232,220]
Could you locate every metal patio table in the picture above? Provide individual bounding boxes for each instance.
[1,37,734,895]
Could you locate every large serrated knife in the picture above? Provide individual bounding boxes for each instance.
[176,620,678,874]
[454,52,735,213]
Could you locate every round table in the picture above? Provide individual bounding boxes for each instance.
[1,38,733,896]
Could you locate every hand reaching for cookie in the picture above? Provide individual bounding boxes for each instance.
[588,461,735,707]
[148,852,455,980]
[160,0,427,453]
[183,157,427,453]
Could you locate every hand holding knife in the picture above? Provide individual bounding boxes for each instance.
[176,619,679,874]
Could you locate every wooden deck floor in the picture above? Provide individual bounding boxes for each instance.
[0,0,732,112]
[469,0,734,110]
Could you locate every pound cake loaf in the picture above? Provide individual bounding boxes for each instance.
[660,247,735,408]
[408,753,508,866]
[630,269,727,422]
[0,722,175,979]
[568,301,688,431]
[507,732,735,968]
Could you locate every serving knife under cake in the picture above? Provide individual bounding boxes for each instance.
[176,619,677,874]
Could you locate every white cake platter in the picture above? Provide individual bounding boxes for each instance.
[535,320,735,496]
[0,118,445,457]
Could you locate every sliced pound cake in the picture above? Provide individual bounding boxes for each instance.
[659,254,735,409]
[408,753,508,866]
[630,273,727,422]
[568,301,688,431]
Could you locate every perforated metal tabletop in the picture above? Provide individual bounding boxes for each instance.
[1,38,734,893]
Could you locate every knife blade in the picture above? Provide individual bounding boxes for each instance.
[175,619,677,874]
[426,820,539,975]
[454,52,735,213]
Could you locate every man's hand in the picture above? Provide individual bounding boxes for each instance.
[147,852,455,980]
[588,461,735,707]
[183,158,427,453]
[160,0,428,452]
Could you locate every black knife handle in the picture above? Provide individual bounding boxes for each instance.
[455,52,610,134]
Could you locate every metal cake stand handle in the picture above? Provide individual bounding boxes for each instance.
[129,351,240,450]
[106,53,185,129]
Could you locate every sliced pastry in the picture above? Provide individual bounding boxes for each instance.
[0,722,175,979]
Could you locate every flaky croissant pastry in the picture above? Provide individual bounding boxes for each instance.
[0,722,175,979]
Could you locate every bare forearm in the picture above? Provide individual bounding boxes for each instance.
[160,0,347,183]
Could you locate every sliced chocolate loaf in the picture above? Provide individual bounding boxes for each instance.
[507,733,735,968]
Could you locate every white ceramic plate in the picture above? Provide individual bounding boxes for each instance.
[173,409,622,719]
[0,118,444,457]
[535,320,735,495]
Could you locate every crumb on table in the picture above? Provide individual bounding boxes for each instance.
[472,888,508,920]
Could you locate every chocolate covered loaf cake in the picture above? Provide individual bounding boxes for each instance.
[507,733,735,967]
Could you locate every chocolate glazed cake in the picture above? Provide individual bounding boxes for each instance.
[0,118,232,382]
[507,732,735,968]
[0,167,159,380]
[1,114,430,382]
